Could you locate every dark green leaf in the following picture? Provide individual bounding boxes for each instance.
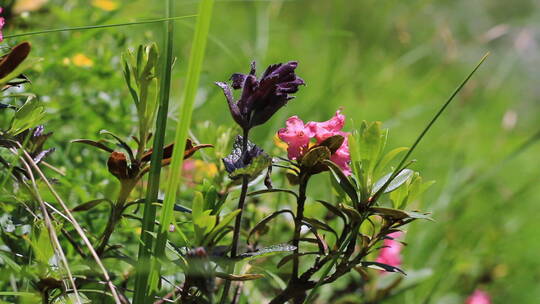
[324,160,359,203]
[277,252,319,268]
[301,146,331,168]
[100,130,135,161]
[370,207,433,221]
[315,200,347,223]
[338,203,362,223]
[215,273,264,281]
[360,261,406,275]
[303,217,338,238]
[248,210,294,243]
[71,139,114,153]
[317,135,344,154]
[248,188,299,199]
[72,199,113,212]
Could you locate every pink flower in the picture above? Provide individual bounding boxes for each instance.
[376,232,403,270]
[277,110,351,175]
[306,110,346,142]
[330,132,351,175]
[466,289,491,304]
[0,7,4,42]
[277,116,314,160]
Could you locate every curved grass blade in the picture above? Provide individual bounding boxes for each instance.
[371,53,490,202]
[3,15,197,40]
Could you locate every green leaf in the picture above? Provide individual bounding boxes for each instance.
[0,292,39,296]
[303,217,338,239]
[0,251,21,272]
[192,192,216,244]
[315,200,347,223]
[348,132,362,179]
[370,207,433,221]
[324,160,359,203]
[205,209,240,246]
[277,252,320,269]
[248,210,294,243]
[99,130,134,160]
[230,153,272,180]
[215,273,264,281]
[72,199,112,212]
[173,203,192,213]
[30,223,55,266]
[360,261,406,274]
[237,244,296,262]
[71,139,114,153]
[122,56,139,106]
[8,97,45,135]
[359,121,383,175]
[390,180,409,209]
[203,185,219,212]
[248,188,299,199]
[338,203,362,223]
[376,147,409,176]
[372,169,414,195]
[301,146,331,168]
[317,135,344,154]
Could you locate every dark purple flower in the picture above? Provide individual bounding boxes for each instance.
[216,61,304,130]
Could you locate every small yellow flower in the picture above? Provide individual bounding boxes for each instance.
[273,134,288,151]
[71,54,94,68]
[91,0,119,11]
[194,160,218,179]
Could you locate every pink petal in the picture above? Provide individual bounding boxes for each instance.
[466,290,492,304]
[308,110,346,142]
[278,116,314,160]
[376,231,404,270]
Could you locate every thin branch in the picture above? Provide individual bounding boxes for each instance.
[17,153,82,304]
[19,147,122,304]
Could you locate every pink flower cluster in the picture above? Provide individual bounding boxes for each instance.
[375,231,403,270]
[0,7,5,42]
[466,289,491,304]
[277,110,351,175]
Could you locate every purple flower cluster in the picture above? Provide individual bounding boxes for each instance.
[216,61,304,131]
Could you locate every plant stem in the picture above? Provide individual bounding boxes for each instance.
[220,128,250,304]
[292,174,308,281]
[231,129,250,258]
[96,180,135,255]
[132,1,175,302]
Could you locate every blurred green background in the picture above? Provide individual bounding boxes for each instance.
[2,0,540,302]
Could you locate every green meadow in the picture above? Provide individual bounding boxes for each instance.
[0,0,538,303]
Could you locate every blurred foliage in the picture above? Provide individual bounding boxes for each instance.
[0,0,539,303]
